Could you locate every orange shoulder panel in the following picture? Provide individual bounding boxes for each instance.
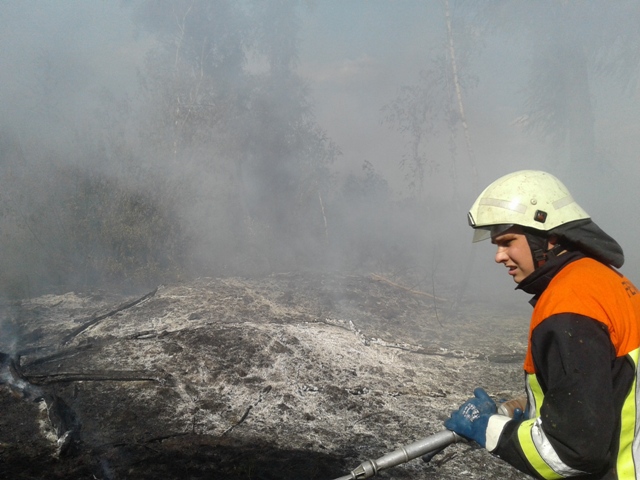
[523,258,640,373]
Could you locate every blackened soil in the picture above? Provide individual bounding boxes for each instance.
[0,273,530,479]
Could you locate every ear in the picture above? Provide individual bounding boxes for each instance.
[547,235,558,250]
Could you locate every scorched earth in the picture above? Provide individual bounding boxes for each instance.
[0,272,530,479]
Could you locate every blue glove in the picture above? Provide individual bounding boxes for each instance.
[444,387,497,448]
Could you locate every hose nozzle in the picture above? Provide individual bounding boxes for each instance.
[332,430,462,480]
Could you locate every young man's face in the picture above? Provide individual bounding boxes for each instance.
[491,226,535,283]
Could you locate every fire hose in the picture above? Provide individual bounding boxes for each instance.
[331,429,463,480]
[331,396,526,479]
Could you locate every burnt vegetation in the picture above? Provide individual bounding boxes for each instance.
[1,274,529,479]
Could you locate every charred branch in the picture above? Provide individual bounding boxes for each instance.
[61,288,158,346]
[24,370,170,386]
[21,343,94,368]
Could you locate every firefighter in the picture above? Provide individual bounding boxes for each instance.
[444,170,640,479]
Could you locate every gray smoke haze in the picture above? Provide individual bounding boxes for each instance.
[1,1,638,316]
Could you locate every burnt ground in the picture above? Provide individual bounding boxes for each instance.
[0,272,531,479]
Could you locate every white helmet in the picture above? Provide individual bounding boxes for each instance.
[468,170,590,242]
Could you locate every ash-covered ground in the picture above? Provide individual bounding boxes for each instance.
[0,273,530,479]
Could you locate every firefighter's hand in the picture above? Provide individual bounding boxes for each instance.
[444,387,496,448]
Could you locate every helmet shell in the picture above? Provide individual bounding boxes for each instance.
[468,170,590,242]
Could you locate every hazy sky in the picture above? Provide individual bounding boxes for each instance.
[297,1,640,187]
[1,0,639,291]
[0,1,147,144]
[298,1,440,183]
[295,1,640,278]
[3,1,635,190]
[1,1,533,188]
[294,0,574,237]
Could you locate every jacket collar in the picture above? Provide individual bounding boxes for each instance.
[516,250,585,304]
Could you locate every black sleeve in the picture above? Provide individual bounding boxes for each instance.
[493,314,617,477]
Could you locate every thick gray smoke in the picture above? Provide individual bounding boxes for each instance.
[1,1,638,312]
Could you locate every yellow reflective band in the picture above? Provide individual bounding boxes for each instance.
[527,373,545,416]
[521,374,586,478]
[517,419,563,479]
[617,348,639,479]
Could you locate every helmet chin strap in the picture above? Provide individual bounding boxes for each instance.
[523,229,563,270]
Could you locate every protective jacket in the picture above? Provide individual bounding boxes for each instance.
[485,224,640,479]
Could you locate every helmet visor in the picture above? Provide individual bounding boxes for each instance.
[472,224,514,243]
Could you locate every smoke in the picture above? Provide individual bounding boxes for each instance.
[0,1,638,308]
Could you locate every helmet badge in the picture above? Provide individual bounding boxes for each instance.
[533,210,547,224]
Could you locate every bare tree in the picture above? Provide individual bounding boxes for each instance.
[132,0,338,274]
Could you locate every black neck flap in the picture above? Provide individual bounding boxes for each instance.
[551,219,624,268]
